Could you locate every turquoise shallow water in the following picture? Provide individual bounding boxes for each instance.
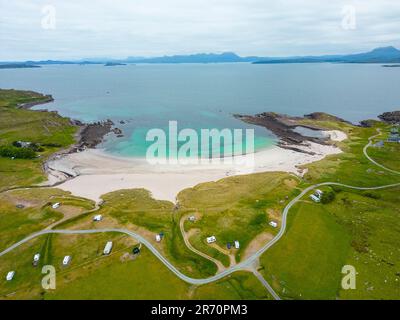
[0,63,399,157]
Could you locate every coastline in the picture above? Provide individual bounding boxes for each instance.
[16,93,348,203]
[47,136,345,203]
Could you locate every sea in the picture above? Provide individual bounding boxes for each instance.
[1,63,399,157]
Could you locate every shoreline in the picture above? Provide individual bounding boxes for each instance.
[16,94,349,203]
[47,135,346,203]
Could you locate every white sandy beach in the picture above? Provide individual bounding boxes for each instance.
[47,131,347,203]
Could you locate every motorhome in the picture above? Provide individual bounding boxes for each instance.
[206,236,216,244]
[103,241,113,255]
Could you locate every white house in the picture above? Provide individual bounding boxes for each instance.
[234,240,240,249]
[6,271,15,281]
[52,202,60,209]
[206,236,216,244]
[103,241,113,255]
[269,221,278,228]
[93,214,103,222]
[62,255,71,266]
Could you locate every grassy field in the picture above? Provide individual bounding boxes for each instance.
[178,172,300,263]
[259,118,400,300]
[57,189,220,278]
[367,126,400,172]
[0,233,270,300]
[0,89,76,190]
[0,188,95,252]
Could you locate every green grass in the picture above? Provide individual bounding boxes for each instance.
[0,188,95,252]
[367,127,400,172]
[61,189,219,278]
[0,89,77,190]
[178,172,299,262]
[259,119,400,300]
[0,233,269,300]
[260,202,351,300]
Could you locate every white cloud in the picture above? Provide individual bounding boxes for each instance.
[0,0,399,60]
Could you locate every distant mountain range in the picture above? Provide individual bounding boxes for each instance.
[253,46,400,64]
[1,46,400,68]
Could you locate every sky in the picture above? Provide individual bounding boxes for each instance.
[0,0,400,61]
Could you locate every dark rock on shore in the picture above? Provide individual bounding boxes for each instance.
[378,111,400,124]
[78,119,114,148]
[304,112,351,124]
[234,112,329,153]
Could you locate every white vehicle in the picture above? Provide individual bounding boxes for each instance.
[188,216,196,222]
[206,236,216,244]
[33,253,40,263]
[315,189,323,197]
[310,194,321,203]
[93,214,103,222]
[269,221,278,228]
[103,241,113,255]
[155,234,161,242]
[234,241,240,249]
[62,255,71,266]
[6,271,15,281]
[52,202,60,209]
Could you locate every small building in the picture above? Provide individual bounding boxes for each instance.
[206,236,216,244]
[52,202,60,209]
[269,221,278,228]
[62,255,71,266]
[103,241,113,255]
[93,214,103,222]
[310,194,321,203]
[6,271,15,281]
[234,240,240,249]
[155,234,162,242]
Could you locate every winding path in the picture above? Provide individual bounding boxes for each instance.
[1,131,399,297]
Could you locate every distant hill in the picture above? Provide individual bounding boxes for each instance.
[253,46,400,64]
[0,63,41,69]
[2,46,400,66]
[125,52,257,63]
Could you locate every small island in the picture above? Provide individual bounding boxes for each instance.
[0,63,41,69]
[104,62,127,67]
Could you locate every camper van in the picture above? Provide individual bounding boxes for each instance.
[269,221,278,228]
[206,236,216,244]
[6,271,15,281]
[93,214,102,222]
[62,255,71,266]
[52,202,60,209]
[103,241,113,255]
[33,253,40,266]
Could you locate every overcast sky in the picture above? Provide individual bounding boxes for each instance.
[1,0,399,61]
